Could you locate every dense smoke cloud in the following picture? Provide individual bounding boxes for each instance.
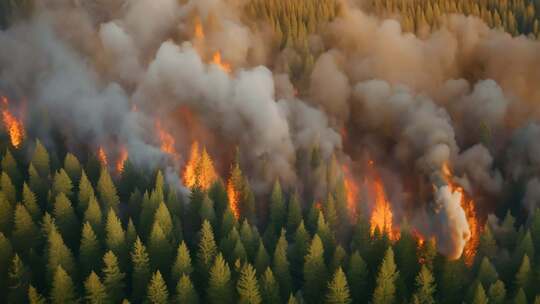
[2,0,540,259]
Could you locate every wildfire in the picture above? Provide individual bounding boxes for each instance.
[98,146,108,166]
[116,146,128,173]
[369,178,399,240]
[342,165,359,222]
[227,179,240,219]
[182,141,217,190]
[441,162,480,265]
[211,52,232,73]
[1,96,24,148]
[155,121,177,157]
[194,17,205,39]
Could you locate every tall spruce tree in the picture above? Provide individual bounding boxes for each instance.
[304,234,327,304]
[147,271,169,304]
[325,267,351,304]
[176,274,199,304]
[131,237,151,303]
[411,265,435,304]
[372,247,399,304]
[102,251,126,303]
[237,263,262,304]
[50,266,77,304]
[84,271,108,304]
[207,253,233,304]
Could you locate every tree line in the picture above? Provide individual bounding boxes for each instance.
[0,139,539,303]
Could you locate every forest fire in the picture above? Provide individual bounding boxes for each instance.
[155,121,178,159]
[1,96,24,148]
[441,162,480,265]
[342,165,358,221]
[227,179,240,219]
[182,141,217,190]
[116,146,128,173]
[211,52,232,73]
[369,178,399,240]
[97,146,108,166]
[194,17,204,39]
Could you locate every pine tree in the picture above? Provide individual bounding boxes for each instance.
[513,288,527,304]
[439,258,467,304]
[330,245,347,275]
[254,240,270,274]
[351,216,371,257]
[237,263,262,304]
[471,283,488,304]
[176,274,199,304]
[412,265,435,304]
[260,267,281,304]
[78,170,95,215]
[102,251,126,303]
[22,183,40,221]
[28,164,45,205]
[154,201,173,241]
[0,194,12,235]
[488,280,506,304]
[304,234,327,304]
[273,229,292,299]
[207,253,233,304]
[28,285,46,304]
[50,266,77,304]
[477,257,498,288]
[31,140,50,177]
[64,153,82,184]
[147,271,169,304]
[84,271,108,304]
[148,222,172,276]
[84,197,103,237]
[8,254,30,303]
[172,241,193,285]
[105,208,127,268]
[287,294,299,304]
[316,211,335,259]
[98,168,120,213]
[372,247,399,304]
[52,169,73,199]
[514,254,532,296]
[80,222,102,279]
[240,220,258,259]
[0,232,13,293]
[287,192,302,233]
[197,220,218,283]
[131,237,151,303]
[233,238,248,263]
[200,195,217,226]
[269,180,286,233]
[325,267,351,304]
[46,225,76,281]
[1,172,16,205]
[125,218,137,251]
[53,193,79,248]
[2,149,21,187]
[12,204,39,254]
[347,251,368,304]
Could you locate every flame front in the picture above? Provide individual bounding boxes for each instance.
[116,146,128,173]
[342,165,358,222]
[212,52,232,73]
[98,147,108,166]
[1,97,24,148]
[182,141,217,190]
[370,178,398,240]
[227,178,240,219]
[155,121,178,157]
[441,162,480,265]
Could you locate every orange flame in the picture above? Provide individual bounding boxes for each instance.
[441,162,480,265]
[369,178,399,240]
[194,17,205,39]
[116,146,128,173]
[211,52,232,73]
[182,141,217,190]
[1,97,24,148]
[98,146,108,166]
[342,165,358,222]
[155,121,177,156]
[227,178,240,219]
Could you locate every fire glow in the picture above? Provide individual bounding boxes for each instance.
[182,141,217,191]
[98,146,108,166]
[1,96,24,148]
[342,165,358,222]
[227,178,240,219]
[441,162,480,265]
[116,146,128,173]
[211,52,232,73]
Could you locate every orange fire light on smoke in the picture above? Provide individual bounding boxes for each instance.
[116,146,128,173]
[1,97,25,148]
[441,162,480,265]
[342,165,359,222]
[98,147,108,166]
[194,17,205,39]
[212,52,232,73]
[183,141,217,191]
[155,121,177,156]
